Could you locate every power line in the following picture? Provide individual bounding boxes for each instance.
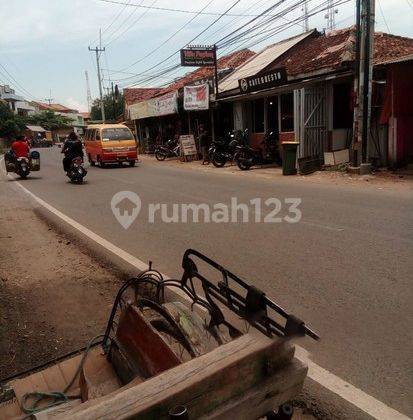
[90,0,132,45]
[105,0,154,47]
[121,0,295,87]
[95,0,295,17]
[222,0,350,52]
[101,0,144,46]
[123,0,241,87]
[115,0,215,74]
[122,0,350,89]
[0,62,38,101]
[377,0,390,32]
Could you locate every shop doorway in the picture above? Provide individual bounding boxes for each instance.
[267,96,279,134]
[297,84,328,160]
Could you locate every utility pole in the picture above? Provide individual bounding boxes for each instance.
[111,82,116,121]
[303,1,309,32]
[357,0,375,173]
[351,0,362,167]
[44,89,54,106]
[325,0,338,30]
[85,70,92,112]
[88,45,106,122]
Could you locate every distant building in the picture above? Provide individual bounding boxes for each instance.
[32,102,86,136]
[0,85,36,116]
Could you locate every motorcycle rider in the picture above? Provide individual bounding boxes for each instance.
[11,135,30,159]
[62,131,83,173]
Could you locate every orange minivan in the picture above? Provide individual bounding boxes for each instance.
[84,124,138,167]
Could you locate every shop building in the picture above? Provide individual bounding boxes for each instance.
[124,49,255,153]
[217,27,413,168]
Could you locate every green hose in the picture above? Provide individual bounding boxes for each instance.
[21,334,105,416]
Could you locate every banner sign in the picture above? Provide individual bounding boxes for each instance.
[184,84,209,111]
[238,68,287,94]
[180,135,198,156]
[180,48,216,67]
[129,91,178,120]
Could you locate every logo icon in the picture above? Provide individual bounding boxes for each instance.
[111,191,141,229]
[240,78,248,92]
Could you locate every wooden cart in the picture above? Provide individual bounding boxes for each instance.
[0,250,318,419]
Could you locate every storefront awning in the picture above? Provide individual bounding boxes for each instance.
[26,125,46,132]
[129,91,178,120]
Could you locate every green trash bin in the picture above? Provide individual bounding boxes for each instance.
[281,141,299,175]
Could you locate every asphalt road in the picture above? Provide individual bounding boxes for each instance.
[4,147,413,417]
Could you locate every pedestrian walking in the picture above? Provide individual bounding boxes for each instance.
[198,124,210,165]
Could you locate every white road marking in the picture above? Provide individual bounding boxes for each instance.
[301,220,345,232]
[4,172,411,420]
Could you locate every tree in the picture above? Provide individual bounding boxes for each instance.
[26,110,72,131]
[0,102,26,140]
[90,92,124,121]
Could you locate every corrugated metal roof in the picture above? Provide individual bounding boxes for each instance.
[218,31,315,94]
[26,125,46,132]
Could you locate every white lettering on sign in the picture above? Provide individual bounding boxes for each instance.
[180,135,198,156]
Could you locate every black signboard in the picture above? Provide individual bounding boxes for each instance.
[238,68,288,94]
[180,48,216,67]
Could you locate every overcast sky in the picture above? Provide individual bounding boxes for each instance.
[1,0,411,112]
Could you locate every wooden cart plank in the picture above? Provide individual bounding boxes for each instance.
[52,333,296,420]
[200,358,307,419]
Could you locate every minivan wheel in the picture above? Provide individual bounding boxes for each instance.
[88,154,95,166]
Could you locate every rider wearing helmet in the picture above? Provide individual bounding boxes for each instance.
[62,131,83,173]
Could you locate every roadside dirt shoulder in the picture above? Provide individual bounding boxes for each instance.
[0,182,122,380]
[139,154,413,192]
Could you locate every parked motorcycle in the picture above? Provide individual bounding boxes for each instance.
[209,129,249,167]
[155,139,180,161]
[67,156,87,184]
[234,131,281,171]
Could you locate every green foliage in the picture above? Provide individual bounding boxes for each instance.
[26,110,72,131]
[0,102,26,139]
[90,92,124,121]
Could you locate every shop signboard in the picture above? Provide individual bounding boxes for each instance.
[180,47,216,67]
[238,68,287,94]
[129,91,178,120]
[183,84,209,111]
[180,135,198,156]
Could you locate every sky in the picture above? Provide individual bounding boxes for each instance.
[0,0,412,112]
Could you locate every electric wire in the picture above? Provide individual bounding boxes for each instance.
[120,0,351,89]
[105,0,157,47]
[101,0,145,46]
[94,0,299,17]
[0,62,38,101]
[115,0,216,74]
[377,0,390,32]
[136,0,351,89]
[120,0,242,87]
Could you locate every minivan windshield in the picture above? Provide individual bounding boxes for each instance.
[102,128,134,141]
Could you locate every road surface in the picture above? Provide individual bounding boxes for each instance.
[4,147,413,417]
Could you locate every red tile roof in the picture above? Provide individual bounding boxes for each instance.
[34,102,78,113]
[124,49,255,105]
[123,88,164,106]
[266,27,413,77]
